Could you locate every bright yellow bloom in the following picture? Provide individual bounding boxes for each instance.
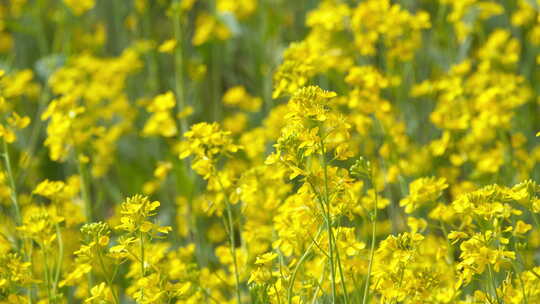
[64,0,95,15]
[116,194,171,235]
[400,177,448,213]
[158,39,178,53]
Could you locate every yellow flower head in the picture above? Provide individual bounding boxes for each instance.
[116,194,171,234]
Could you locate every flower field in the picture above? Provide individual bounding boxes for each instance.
[1,0,540,303]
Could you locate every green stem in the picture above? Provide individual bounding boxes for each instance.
[319,147,336,302]
[362,171,377,304]
[76,155,93,222]
[331,229,348,303]
[173,6,187,134]
[32,0,49,55]
[141,8,159,92]
[439,221,455,263]
[97,249,120,304]
[209,0,221,121]
[287,227,323,304]
[487,263,501,304]
[139,231,145,301]
[52,223,63,299]
[42,248,54,303]
[512,260,528,304]
[27,239,34,303]
[225,197,242,304]
[273,282,282,304]
[214,174,241,304]
[215,173,242,304]
[319,139,349,303]
[16,87,49,186]
[310,266,325,304]
[3,139,21,227]
[514,244,531,304]
[531,212,540,232]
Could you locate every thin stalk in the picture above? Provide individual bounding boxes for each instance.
[487,264,501,304]
[3,139,21,226]
[287,227,323,304]
[225,197,242,304]
[362,171,377,304]
[439,221,455,263]
[97,250,120,304]
[273,283,282,304]
[171,6,198,254]
[85,232,95,293]
[199,285,222,304]
[319,144,336,302]
[173,6,187,134]
[142,8,159,93]
[42,248,54,303]
[52,223,63,299]
[139,231,146,301]
[330,229,348,303]
[16,87,49,186]
[531,212,540,232]
[210,43,221,121]
[125,248,160,274]
[392,267,406,304]
[310,267,325,304]
[209,0,221,121]
[76,155,93,222]
[514,244,530,304]
[215,172,242,304]
[27,240,34,303]
[319,139,349,303]
[305,225,330,259]
[35,0,50,55]
[514,262,528,304]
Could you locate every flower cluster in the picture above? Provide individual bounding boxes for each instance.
[1,0,540,303]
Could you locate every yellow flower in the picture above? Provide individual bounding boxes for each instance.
[143,91,178,138]
[178,105,194,119]
[407,217,428,233]
[60,264,92,287]
[192,13,231,46]
[158,39,178,53]
[116,194,171,235]
[249,252,277,285]
[64,0,95,15]
[0,125,15,143]
[179,122,241,179]
[85,282,109,303]
[514,220,532,235]
[448,231,468,244]
[7,113,30,129]
[222,86,262,112]
[254,252,278,266]
[217,0,257,19]
[17,208,64,248]
[400,177,448,213]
